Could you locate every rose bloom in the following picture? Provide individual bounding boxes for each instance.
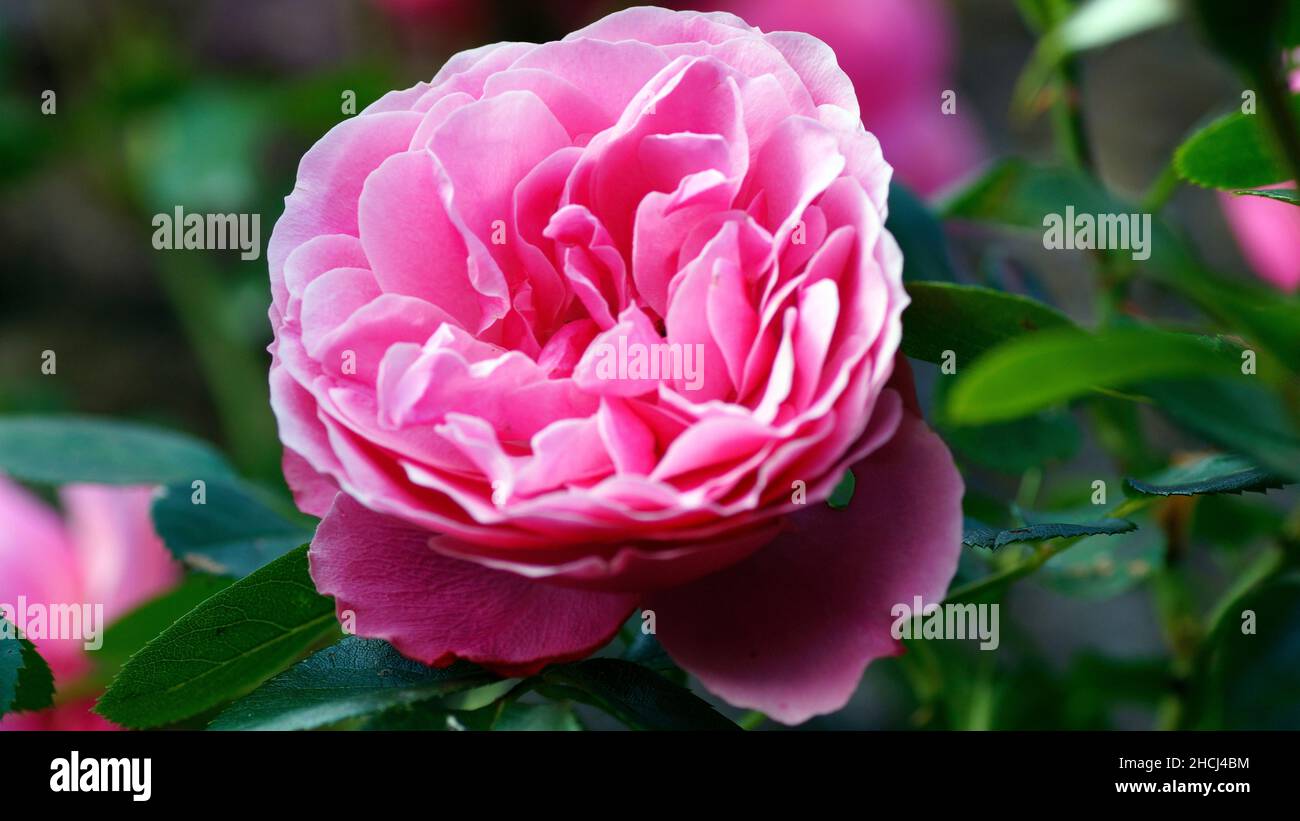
[0,479,177,730]
[269,6,962,723]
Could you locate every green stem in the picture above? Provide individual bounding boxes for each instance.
[1140,159,1182,214]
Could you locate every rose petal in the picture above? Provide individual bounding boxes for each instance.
[648,412,963,724]
[309,494,637,675]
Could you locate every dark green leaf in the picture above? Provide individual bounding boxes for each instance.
[621,631,679,673]
[152,480,315,577]
[1127,454,1289,496]
[1173,93,1300,189]
[1231,187,1300,206]
[208,637,495,731]
[963,517,1136,550]
[932,376,1080,473]
[902,282,1074,365]
[941,159,1121,228]
[95,545,338,728]
[1202,573,1300,729]
[1144,379,1300,481]
[826,469,856,509]
[541,659,739,731]
[0,415,234,485]
[886,182,958,283]
[0,619,55,716]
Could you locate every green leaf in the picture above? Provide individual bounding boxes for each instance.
[541,659,739,731]
[0,415,234,485]
[942,160,1300,368]
[208,637,496,731]
[0,619,55,716]
[946,327,1241,425]
[152,480,315,577]
[94,574,235,682]
[826,469,856,509]
[1173,93,1300,189]
[963,516,1136,550]
[622,630,673,669]
[1143,379,1300,481]
[1040,518,1164,597]
[886,182,959,282]
[902,282,1075,365]
[95,545,338,728]
[493,701,583,731]
[941,159,1121,228]
[932,373,1080,473]
[1201,573,1300,728]
[1127,454,1290,496]
[1231,187,1300,206]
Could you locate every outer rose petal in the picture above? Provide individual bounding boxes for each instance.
[309,494,639,676]
[648,411,963,724]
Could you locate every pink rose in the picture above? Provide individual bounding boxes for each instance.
[269,6,962,723]
[693,0,985,194]
[0,478,178,730]
[1218,67,1300,293]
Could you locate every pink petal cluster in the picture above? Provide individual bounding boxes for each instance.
[270,6,963,723]
[0,479,178,730]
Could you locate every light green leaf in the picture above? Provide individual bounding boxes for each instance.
[946,327,1241,425]
[1173,93,1300,189]
[95,545,338,728]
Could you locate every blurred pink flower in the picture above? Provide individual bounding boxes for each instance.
[0,479,178,731]
[1218,66,1300,293]
[691,0,985,194]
